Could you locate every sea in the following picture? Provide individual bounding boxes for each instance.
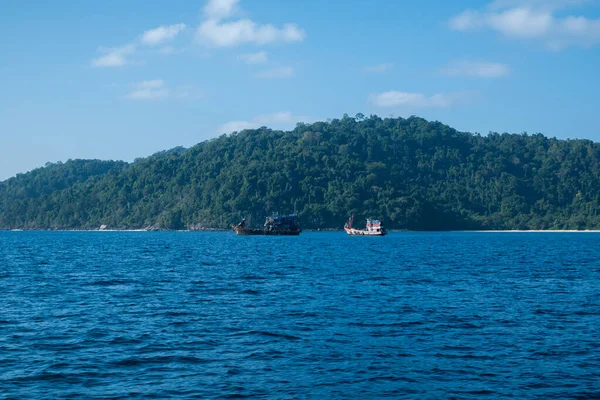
[1,231,599,399]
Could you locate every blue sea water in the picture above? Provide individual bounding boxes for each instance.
[1,231,600,399]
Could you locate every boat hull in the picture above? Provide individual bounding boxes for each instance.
[234,227,301,236]
[345,228,387,236]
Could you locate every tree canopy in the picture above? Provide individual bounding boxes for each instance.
[2,115,600,230]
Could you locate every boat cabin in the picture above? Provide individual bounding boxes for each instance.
[366,219,384,233]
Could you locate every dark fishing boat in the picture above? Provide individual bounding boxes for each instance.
[233,214,301,236]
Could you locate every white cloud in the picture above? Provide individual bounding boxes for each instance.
[218,111,311,133]
[491,8,554,38]
[196,0,305,47]
[91,44,136,67]
[127,80,169,100]
[361,63,393,73]
[239,51,268,64]
[125,81,201,101]
[91,22,185,67]
[240,51,269,64]
[197,19,305,47]
[449,9,553,37]
[140,24,186,46]
[204,0,240,20]
[219,120,255,133]
[92,0,304,68]
[449,0,600,48]
[369,91,476,108]
[254,66,294,79]
[440,60,510,78]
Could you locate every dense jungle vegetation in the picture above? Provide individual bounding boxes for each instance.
[2,115,600,230]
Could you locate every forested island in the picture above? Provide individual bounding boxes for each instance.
[1,115,600,231]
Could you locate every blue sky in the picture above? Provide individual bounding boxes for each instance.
[1,0,600,180]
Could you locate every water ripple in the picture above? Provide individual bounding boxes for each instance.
[1,231,600,398]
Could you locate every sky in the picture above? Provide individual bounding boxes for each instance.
[1,0,600,180]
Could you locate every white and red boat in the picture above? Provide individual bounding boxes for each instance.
[344,213,387,236]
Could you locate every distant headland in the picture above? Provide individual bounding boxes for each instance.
[2,114,600,231]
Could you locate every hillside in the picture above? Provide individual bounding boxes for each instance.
[1,115,600,230]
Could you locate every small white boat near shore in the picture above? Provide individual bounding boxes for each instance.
[344,213,387,236]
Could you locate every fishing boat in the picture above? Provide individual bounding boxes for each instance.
[233,214,301,236]
[344,213,387,236]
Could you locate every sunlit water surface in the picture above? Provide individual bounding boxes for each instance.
[1,231,599,398]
